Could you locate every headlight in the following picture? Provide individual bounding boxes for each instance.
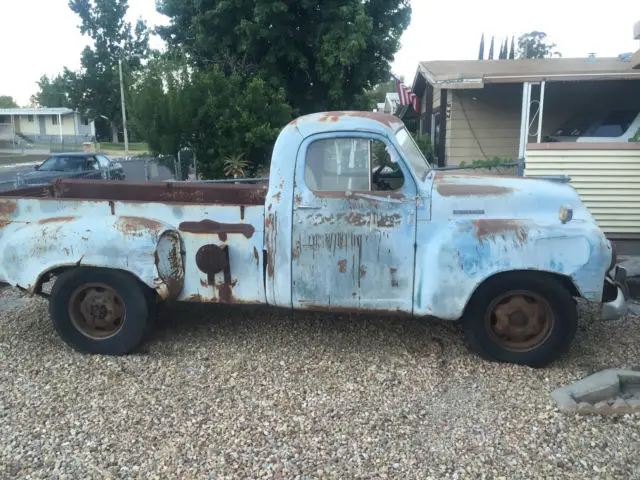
[559,206,573,224]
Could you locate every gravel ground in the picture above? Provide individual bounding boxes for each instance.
[1,287,640,479]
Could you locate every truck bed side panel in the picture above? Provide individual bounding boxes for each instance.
[0,198,266,305]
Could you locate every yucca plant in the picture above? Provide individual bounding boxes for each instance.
[223,153,249,179]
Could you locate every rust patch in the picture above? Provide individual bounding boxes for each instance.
[338,259,347,273]
[196,244,236,303]
[109,200,115,215]
[390,267,398,287]
[298,304,412,316]
[240,205,245,221]
[436,183,513,197]
[179,219,255,240]
[0,200,17,217]
[0,219,10,229]
[37,216,75,225]
[196,244,229,276]
[253,246,260,264]
[473,219,528,245]
[294,193,303,205]
[316,111,403,130]
[272,191,282,203]
[216,279,238,304]
[116,216,163,235]
[292,240,301,260]
[313,190,404,200]
[377,214,402,228]
[200,278,209,287]
[266,213,277,278]
[51,178,268,206]
[359,266,366,278]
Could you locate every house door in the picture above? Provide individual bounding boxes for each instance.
[291,132,417,313]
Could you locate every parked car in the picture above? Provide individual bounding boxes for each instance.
[0,111,628,367]
[548,109,640,143]
[16,152,125,187]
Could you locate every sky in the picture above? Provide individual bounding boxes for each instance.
[1,0,639,106]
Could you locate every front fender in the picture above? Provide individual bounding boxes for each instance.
[414,218,611,320]
[0,215,184,298]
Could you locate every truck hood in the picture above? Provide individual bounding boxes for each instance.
[430,170,592,222]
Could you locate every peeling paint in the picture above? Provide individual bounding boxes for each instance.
[179,219,255,240]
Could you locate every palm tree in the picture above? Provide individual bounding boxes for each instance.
[223,153,249,179]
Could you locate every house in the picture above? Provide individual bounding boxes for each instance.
[382,93,400,114]
[0,108,95,146]
[411,56,640,167]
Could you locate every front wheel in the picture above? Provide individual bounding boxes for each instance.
[49,268,151,355]
[461,275,577,367]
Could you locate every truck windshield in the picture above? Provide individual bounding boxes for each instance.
[395,128,431,180]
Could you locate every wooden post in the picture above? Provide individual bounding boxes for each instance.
[421,84,434,136]
[437,89,448,167]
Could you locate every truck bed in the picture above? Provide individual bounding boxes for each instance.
[0,178,267,305]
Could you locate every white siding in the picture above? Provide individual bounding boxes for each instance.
[525,145,640,235]
[446,86,522,166]
[15,115,39,135]
[43,114,76,136]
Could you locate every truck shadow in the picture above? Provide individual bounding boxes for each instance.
[147,302,467,364]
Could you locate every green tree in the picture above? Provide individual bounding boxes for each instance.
[31,71,83,108]
[129,56,292,179]
[478,33,485,60]
[0,96,18,108]
[156,0,411,114]
[69,0,150,142]
[488,36,495,59]
[509,36,515,59]
[517,31,561,59]
[364,78,396,110]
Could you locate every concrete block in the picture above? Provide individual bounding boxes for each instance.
[551,369,640,415]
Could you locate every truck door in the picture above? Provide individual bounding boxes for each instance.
[291,132,417,313]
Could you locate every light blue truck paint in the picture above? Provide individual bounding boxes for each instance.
[0,111,627,326]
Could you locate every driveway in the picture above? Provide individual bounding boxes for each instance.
[0,289,638,478]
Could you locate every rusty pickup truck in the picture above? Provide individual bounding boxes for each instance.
[0,111,628,366]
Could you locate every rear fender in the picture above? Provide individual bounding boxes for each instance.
[0,215,184,299]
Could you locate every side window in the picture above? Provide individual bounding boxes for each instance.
[304,138,405,192]
[86,157,100,170]
[96,155,110,168]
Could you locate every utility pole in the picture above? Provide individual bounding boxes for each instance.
[118,58,129,154]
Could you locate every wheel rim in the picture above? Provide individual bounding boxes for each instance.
[484,290,554,352]
[68,283,126,339]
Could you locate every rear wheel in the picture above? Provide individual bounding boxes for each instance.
[50,268,151,355]
[462,275,577,367]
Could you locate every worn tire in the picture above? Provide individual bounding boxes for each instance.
[461,274,577,368]
[49,268,151,355]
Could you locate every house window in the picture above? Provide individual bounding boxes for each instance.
[591,109,639,137]
[51,115,59,125]
[0,116,6,124]
[28,115,34,123]
[304,137,405,192]
[83,117,89,126]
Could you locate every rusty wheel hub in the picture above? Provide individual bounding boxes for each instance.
[69,283,125,339]
[485,291,554,351]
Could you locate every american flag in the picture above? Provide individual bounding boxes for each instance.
[392,74,419,112]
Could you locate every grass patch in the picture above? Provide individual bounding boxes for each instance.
[97,142,149,152]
